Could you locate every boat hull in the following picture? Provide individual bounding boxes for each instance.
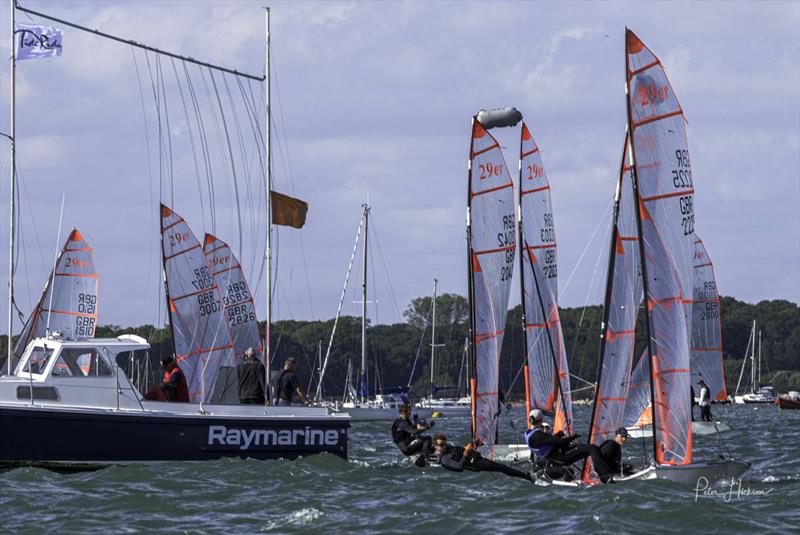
[627,420,730,439]
[777,397,800,410]
[655,460,750,485]
[0,405,349,467]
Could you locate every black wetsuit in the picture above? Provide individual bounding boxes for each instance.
[590,439,635,483]
[237,357,267,404]
[526,429,590,480]
[437,445,530,481]
[274,370,301,405]
[391,417,432,458]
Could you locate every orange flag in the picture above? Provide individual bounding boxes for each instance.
[271,191,308,229]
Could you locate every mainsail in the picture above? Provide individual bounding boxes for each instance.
[161,204,236,403]
[584,135,642,481]
[203,233,263,361]
[468,118,516,446]
[13,228,98,362]
[518,122,572,434]
[626,29,694,466]
[690,236,727,401]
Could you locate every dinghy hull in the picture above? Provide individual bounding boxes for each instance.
[655,460,750,485]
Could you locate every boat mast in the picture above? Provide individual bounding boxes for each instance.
[757,328,762,390]
[467,116,478,441]
[516,126,531,422]
[7,0,16,374]
[359,203,369,403]
[750,320,756,393]
[263,7,271,407]
[624,28,659,460]
[429,278,437,400]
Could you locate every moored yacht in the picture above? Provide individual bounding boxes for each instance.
[0,334,349,468]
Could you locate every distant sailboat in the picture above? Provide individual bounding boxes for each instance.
[11,228,98,367]
[733,321,776,404]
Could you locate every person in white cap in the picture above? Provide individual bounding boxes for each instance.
[524,408,589,481]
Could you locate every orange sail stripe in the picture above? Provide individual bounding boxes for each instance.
[164,243,201,261]
[641,188,695,203]
[471,142,500,158]
[520,185,550,196]
[632,109,683,129]
[470,182,513,198]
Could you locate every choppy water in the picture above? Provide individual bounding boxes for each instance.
[2,404,798,533]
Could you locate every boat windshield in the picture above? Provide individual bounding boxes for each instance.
[51,347,113,377]
[20,346,56,375]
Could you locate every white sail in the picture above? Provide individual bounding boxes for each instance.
[519,122,572,434]
[13,228,98,360]
[626,29,694,466]
[690,236,727,401]
[468,118,516,446]
[161,204,236,403]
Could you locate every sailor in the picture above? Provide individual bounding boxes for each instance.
[272,357,310,406]
[698,380,713,422]
[690,384,697,421]
[161,354,189,403]
[589,427,635,483]
[237,347,267,404]
[391,404,433,465]
[433,433,532,482]
[524,408,589,481]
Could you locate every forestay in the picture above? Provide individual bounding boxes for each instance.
[203,233,263,361]
[13,228,98,360]
[627,29,695,466]
[468,118,516,446]
[584,136,642,481]
[690,236,727,401]
[161,204,236,403]
[519,122,572,434]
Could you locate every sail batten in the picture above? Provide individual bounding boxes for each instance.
[468,118,516,446]
[161,204,236,403]
[13,228,98,362]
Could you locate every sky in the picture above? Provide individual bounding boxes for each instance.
[0,0,798,331]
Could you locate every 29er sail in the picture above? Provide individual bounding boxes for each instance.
[161,204,236,403]
[468,116,517,446]
[13,228,98,362]
[626,29,694,466]
[518,123,572,434]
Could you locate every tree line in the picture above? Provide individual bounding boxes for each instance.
[2,295,797,397]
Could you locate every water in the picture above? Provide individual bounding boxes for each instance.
[2,404,798,533]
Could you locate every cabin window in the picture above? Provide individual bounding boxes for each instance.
[21,346,56,375]
[51,348,113,377]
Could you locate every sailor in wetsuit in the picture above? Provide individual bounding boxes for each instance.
[697,380,713,422]
[433,433,532,482]
[524,409,589,481]
[391,404,433,466]
[589,427,635,483]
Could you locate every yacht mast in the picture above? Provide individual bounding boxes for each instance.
[429,278,437,400]
[7,0,16,373]
[263,7,271,407]
[359,203,370,402]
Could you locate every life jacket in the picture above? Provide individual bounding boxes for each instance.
[164,367,190,402]
[525,427,554,460]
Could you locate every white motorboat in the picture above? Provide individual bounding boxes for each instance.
[0,335,349,468]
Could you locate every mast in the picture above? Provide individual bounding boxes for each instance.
[359,203,369,403]
[466,116,478,441]
[624,27,659,460]
[429,278,437,400]
[517,128,531,422]
[757,328,762,389]
[263,7,271,407]
[7,0,16,374]
[750,320,756,393]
